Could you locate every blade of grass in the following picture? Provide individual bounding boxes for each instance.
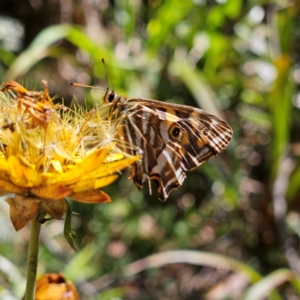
[0,255,25,297]
[63,244,98,281]
[267,55,293,180]
[169,60,224,118]
[4,25,71,80]
[243,269,300,300]
[124,250,261,282]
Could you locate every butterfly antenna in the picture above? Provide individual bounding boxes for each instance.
[101,58,114,91]
[68,82,106,90]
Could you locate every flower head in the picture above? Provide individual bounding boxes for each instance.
[35,273,80,300]
[0,81,139,230]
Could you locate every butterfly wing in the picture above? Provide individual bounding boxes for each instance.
[116,98,232,200]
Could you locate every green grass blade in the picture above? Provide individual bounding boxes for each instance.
[124,250,262,283]
[4,24,72,80]
[244,269,300,300]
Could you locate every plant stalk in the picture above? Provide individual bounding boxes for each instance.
[24,208,44,300]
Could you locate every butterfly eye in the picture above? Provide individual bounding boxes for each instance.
[170,125,181,139]
[108,91,115,102]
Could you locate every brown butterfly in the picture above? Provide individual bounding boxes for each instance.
[102,89,233,200]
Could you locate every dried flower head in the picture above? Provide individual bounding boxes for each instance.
[0,81,139,230]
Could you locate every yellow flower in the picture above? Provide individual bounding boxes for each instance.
[35,273,80,300]
[0,81,139,230]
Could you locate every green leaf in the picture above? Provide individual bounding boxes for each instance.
[146,0,194,53]
[224,0,242,19]
[98,287,125,300]
[286,164,300,202]
[63,199,77,252]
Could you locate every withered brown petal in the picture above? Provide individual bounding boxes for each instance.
[41,199,67,219]
[6,195,40,231]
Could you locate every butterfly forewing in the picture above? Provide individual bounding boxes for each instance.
[104,90,232,200]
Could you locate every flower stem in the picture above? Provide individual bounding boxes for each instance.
[24,208,44,300]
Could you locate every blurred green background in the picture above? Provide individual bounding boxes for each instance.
[1,0,300,299]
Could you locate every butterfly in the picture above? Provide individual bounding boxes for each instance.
[102,88,233,200]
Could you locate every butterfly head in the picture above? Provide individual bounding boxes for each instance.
[103,88,118,104]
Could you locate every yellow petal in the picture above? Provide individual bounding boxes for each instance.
[0,156,9,173]
[105,152,124,162]
[71,174,118,192]
[69,190,111,203]
[35,273,80,300]
[31,184,73,200]
[41,199,67,219]
[8,156,42,187]
[45,147,111,186]
[89,155,140,179]
[6,195,40,231]
[0,178,29,194]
